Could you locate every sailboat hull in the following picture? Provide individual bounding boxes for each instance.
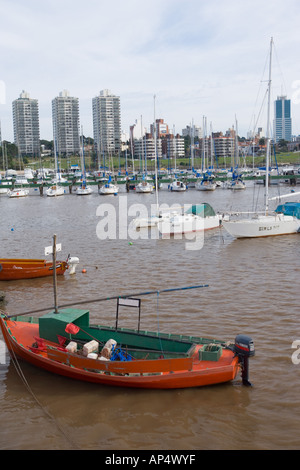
[99,184,119,195]
[46,186,65,197]
[158,215,222,235]
[223,214,300,238]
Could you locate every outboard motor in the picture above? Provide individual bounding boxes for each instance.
[66,255,80,275]
[234,334,255,386]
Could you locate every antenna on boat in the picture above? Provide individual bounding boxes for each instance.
[5,284,209,319]
[45,235,62,314]
[52,235,58,313]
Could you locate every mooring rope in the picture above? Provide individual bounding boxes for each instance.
[1,321,80,450]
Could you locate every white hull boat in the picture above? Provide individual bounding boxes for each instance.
[99,183,119,195]
[195,180,216,191]
[133,211,179,229]
[76,184,93,195]
[168,180,186,192]
[223,39,300,239]
[230,180,246,190]
[8,188,29,198]
[223,214,300,238]
[157,204,222,236]
[135,182,153,193]
[46,185,65,197]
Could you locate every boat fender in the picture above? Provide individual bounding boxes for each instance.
[233,335,255,386]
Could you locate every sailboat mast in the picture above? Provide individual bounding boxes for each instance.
[265,37,273,214]
[191,119,194,170]
[154,94,159,212]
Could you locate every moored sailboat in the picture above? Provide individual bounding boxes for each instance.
[7,187,29,198]
[77,129,93,195]
[46,139,65,197]
[168,179,186,192]
[99,175,119,195]
[195,173,216,191]
[222,38,300,238]
[158,203,222,236]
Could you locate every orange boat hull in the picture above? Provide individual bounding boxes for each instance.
[0,317,241,389]
[0,258,68,280]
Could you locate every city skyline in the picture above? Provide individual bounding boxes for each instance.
[9,88,294,155]
[1,0,300,143]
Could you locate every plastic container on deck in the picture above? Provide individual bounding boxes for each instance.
[101,339,117,359]
[87,353,98,360]
[83,340,99,356]
[66,341,77,353]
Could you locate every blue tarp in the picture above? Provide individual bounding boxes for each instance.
[275,202,300,219]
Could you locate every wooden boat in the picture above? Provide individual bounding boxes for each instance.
[0,257,79,281]
[0,295,255,389]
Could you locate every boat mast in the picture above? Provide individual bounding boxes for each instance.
[191,119,194,171]
[265,37,273,215]
[154,94,159,212]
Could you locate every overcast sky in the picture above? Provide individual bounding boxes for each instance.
[1,0,300,142]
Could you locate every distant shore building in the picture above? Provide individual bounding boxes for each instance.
[92,89,121,158]
[131,118,184,162]
[212,132,235,163]
[52,90,80,156]
[12,90,40,157]
[273,95,292,143]
[182,124,202,139]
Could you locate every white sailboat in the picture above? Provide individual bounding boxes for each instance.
[8,187,29,198]
[77,130,93,195]
[8,150,29,198]
[135,176,153,193]
[225,173,246,190]
[46,139,65,197]
[223,38,300,238]
[195,173,216,191]
[157,203,222,236]
[99,175,119,195]
[133,95,180,229]
[168,179,186,192]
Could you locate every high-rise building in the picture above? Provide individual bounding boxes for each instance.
[92,89,121,157]
[274,95,292,142]
[12,90,40,157]
[52,90,80,156]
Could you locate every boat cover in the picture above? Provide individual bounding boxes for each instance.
[185,204,216,217]
[275,202,300,219]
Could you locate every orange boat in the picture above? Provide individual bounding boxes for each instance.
[0,303,255,389]
[0,257,79,280]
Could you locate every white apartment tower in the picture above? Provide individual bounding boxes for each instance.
[52,90,80,156]
[12,90,40,157]
[92,89,121,157]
